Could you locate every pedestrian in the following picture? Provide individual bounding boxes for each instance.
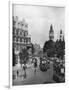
[34,58,37,75]
[17,70,19,77]
[23,64,27,78]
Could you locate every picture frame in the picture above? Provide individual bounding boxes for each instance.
[9,1,65,88]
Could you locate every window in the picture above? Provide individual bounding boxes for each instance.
[25,31,26,36]
[18,22,21,29]
[14,29,16,35]
[24,32,25,36]
[27,38,30,44]
[22,38,24,43]
[20,30,22,36]
[24,31,28,36]
[26,38,28,44]
[17,37,18,42]
[24,39,26,43]
[15,29,17,35]
[25,24,28,28]
[22,23,24,26]
[17,29,19,36]
[14,37,16,42]
[26,31,28,36]
[20,39,21,43]
[18,38,20,42]
[18,30,20,36]
[22,31,24,36]
[29,38,31,43]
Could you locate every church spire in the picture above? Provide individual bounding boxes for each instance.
[60,29,63,41]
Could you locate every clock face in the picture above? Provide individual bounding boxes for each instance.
[49,33,54,36]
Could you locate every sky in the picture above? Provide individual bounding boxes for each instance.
[13,4,65,48]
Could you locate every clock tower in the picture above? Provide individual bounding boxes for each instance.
[49,24,54,40]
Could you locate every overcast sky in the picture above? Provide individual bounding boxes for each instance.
[13,4,65,48]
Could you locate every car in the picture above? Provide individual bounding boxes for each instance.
[53,58,65,83]
[39,57,50,71]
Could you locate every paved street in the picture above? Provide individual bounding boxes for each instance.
[13,60,55,86]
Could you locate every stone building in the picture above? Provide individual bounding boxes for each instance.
[12,16,32,65]
[13,16,32,53]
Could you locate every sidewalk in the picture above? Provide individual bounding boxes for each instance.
[13,63,34,82]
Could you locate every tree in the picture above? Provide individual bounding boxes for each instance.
[55,39,65,59]
[43,40,55,57]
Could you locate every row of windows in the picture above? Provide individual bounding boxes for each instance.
[13,24,28,32]
[13,22,28,28]
[13,29,28,37]
[13,37,31,43]
[14,45,27,51]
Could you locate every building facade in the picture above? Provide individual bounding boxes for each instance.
[13,16,32,53]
